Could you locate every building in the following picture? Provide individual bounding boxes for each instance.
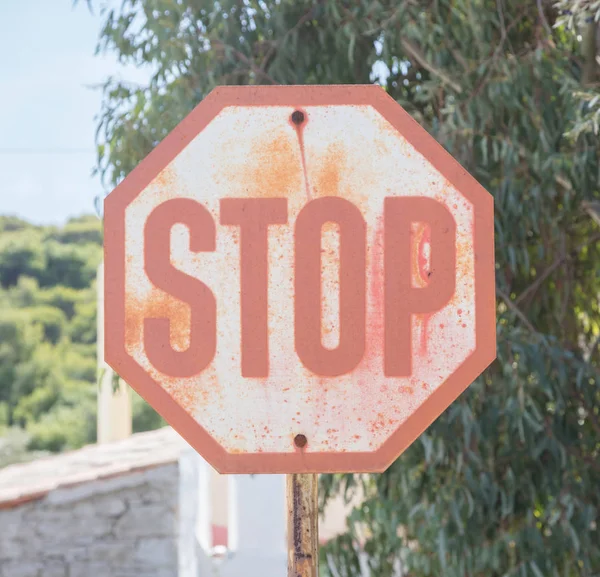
[0,427,357,577]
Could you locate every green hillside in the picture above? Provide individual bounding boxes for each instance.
[0,215,162,467]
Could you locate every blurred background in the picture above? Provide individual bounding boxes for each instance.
[0,1,599,576]
[0,0,160,466]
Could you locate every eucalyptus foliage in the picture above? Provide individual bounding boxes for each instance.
[79,0,600,575]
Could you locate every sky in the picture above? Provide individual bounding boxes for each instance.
[0,0,149,225]
[0,2,389,227]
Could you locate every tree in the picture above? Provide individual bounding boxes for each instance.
[0,229,47,287]
[42,241,101,289]
[0,427,49,468]
[48,215,105,245]
[0,213,166,461]
[555,0,600,138]
[69,293,97,345]
[79,1,600,575]
[0,310,43,427]
[0,216,34,234]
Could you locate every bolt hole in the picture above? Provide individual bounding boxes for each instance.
[291,110,305,125]
[294,434,307,449]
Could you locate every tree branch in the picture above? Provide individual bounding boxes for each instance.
[497,287,538,334]
[259,2,323,72]
[536,0,552,37]
[210,39,279,85]
[514,257,563,305]
[515,232,600,305]
[400,38,463,93]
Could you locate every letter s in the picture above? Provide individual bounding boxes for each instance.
[143,199,217,377]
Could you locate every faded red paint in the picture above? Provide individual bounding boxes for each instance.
[418,315,430,357]
[125,290,224,417]
[313,142,344,198]
[366,217,385,372]
[125,293,191,353]
[105,85,496,474]
[412,223,432,356]
[294,197,366,376]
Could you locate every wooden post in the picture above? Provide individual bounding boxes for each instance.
[287,473,318,577]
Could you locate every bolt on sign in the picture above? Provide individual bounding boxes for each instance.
[104,85,496,474]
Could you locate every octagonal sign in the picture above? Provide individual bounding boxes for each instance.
[104,85,496,474]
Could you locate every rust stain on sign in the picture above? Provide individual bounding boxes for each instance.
[217,127,303,199]
[126,293,191,352]
[104,85,496,474]
[290,108,311,200]
[313,142,344,198]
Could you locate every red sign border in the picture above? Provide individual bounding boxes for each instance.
[104,85,496,474]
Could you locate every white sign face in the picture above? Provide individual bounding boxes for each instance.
[104,85,495,474]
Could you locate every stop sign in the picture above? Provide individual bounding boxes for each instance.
[104,85,495,474]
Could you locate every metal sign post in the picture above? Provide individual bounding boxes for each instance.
[287,473,318,577]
